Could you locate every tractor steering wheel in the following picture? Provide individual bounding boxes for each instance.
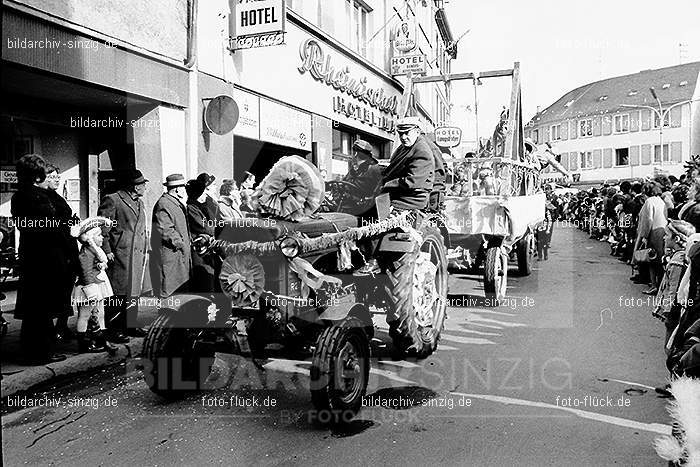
[324,180,362,212]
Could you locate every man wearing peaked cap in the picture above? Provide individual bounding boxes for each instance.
[97,168,151,341]
[380,116,435,210]
[150,174,192,298]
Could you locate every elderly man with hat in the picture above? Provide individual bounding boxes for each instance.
[150,174,192,298]
[340,139,383,214]
[381,116,436,210]
[97,168,151,341]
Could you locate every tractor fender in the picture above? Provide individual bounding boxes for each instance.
[318,303,374,337]
[156,294,220,327]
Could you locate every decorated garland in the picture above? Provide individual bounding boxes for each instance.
[203,211,415,258]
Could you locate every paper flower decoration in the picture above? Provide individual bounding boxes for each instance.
[252,155,324,221]
[219,253,265,308]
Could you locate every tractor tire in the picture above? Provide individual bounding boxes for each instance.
[484,246,507,305]
[516,232,535,276]
[386,219,448,359]
[142,312,214,398]
[310,318,370,425]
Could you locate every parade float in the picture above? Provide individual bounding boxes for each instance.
[141,155,448,424]
[426,63,545,302]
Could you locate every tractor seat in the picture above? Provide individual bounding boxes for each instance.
[218,212,359,244]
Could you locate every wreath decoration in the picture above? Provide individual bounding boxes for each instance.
[218,253,265,308]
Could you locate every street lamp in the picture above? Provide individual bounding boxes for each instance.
[620,93,696,167]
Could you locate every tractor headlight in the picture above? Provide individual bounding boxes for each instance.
[280,236,300,258]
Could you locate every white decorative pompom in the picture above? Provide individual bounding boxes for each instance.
[654,436,683,461]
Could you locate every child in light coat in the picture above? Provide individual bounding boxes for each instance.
[71,217,117,354]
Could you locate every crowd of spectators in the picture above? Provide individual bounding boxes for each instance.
[555,165,700,380]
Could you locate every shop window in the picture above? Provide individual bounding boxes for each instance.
[1,135,34,193]
[653,144,670,163]
[615,148,629,166]
[579,119,593,137]
[614,114,629,133]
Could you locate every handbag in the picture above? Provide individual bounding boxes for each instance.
[633,248,657,263]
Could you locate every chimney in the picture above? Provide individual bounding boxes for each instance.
[536,106,541,114]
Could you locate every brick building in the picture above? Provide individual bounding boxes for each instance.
[525,62,700,184]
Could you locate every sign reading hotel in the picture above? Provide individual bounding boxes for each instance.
[394,21,417,53]
[232,0,286,50]
[298,38,398,133]
[390,54,426,76]
[435,126,462,148]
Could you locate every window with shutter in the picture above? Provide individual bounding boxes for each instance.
[561,121,568,140]
[569,152,578,170]
[641,144,651,164]
[570,120,577,139]
[671,141,682,162]
[670,106,682,128]
[592,149,602,168]
[592,117,602,136]
[629,111,640,132]
[603,116,612,135]
[641,110,651,131]
[603,148,613,168]
[629,146,640,166]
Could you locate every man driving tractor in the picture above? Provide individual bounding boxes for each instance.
[381,116,436,210]
[355,116,438,275]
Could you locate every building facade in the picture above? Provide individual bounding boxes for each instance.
[525,63,700,184]
[1,0,455,249]
[215,0,456,181]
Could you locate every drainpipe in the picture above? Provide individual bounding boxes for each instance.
[185,0,199,178]
[184,0,198,69]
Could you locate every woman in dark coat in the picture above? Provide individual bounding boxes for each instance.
[11,155,74,364]
[45,163,79,340]
[186,179,218,293]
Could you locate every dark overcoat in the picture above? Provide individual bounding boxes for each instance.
[381,135,435,210]
[11,185,76,320]
[98,190,151,297]
[187,200,218,293]
[150,193,191,298]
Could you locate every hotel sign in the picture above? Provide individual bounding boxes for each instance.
[234,0,285,37]
[390,54,426,76]
[435,126,462,148]
[231,0,286,50]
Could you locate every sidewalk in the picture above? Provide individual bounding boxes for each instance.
[1,287,157,398]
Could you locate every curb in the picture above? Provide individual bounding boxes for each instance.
[1,338,144,398]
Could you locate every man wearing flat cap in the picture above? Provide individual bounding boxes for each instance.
[341,139,383,214]
[150,174,192,298]
[381,116,435,210]
[97,168,151,341]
